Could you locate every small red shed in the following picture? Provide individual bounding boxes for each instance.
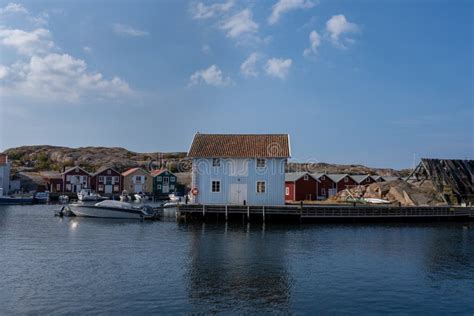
[285,172,318,201]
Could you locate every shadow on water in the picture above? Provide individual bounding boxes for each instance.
[184,222,293,313]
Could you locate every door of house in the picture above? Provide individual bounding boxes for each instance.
[105,185,113,194]
[135,184,143,193]
[162,177,169,194]
[230,183,247,204]
[328,188,337,197]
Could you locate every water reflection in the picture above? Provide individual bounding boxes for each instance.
[185,222,292,313]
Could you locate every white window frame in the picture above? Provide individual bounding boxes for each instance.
[107,170,111,175]
[256,181,266,193]
[321,175,325,181]
[212,158,221,167]
[170,184,175,190]
[344,177,349,183]
[66,175,71,181]
[171,177,176,182]
[157,184,162,190]
[285,187,289,196]
[211,180,221,193]
[304,175,309,181]
[321,188,326,195]
[256,158,266,169]
[56,183,61,191]
[157,176,162,182]
[98,176,104,182]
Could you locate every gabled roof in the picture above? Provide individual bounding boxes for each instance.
[285,172,317,182]
[187,133,291,158]
[61,166,91,175]
[122,167,149,177]
[150,169,174,177]
[92,166,120,176]
[350,175,371,184]
[326,174,349,183]
[382,176,401,182]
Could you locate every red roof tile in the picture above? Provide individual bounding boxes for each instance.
[188,133,291,158]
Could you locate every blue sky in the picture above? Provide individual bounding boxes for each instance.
[0,0,472,169]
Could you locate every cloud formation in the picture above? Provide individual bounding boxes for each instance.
[303,30,320,56]
[240,52,259,78]
[264,58,292,79]
[0,28,54,56]
[220,9,258,38]
[191,0,234,19]
[189,64,232,86]
[0,2,133,102]
[1,54,132,102]
[326,14,358,47]
[268,0,315,25]
[113,23,149,37]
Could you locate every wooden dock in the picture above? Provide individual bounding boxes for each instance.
[177,204,474,223]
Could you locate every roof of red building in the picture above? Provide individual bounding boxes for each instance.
[150,169,168,177]
[122,167,149,176]
[188,133,291,158]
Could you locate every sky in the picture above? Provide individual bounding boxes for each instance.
[0,0,472,169]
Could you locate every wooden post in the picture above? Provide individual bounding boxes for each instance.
[203,204,205,216]
[225,205,228,221]
[247,205,250,220]
[262,206,265,222]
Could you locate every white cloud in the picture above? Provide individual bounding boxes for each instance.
[113,23,149,37]
[268,0,315,25]
[303,30,321,56]
[191,0,234,19]
[1,53,132,102]
[326,14,358,47]
[220,9,258,38]
[83,46,92,53]
[189,64,232,86]
[264,58,292,79]
[0,2,28,15]
[0,2,48,26]
[0,65,8,79]
[240,52,259,78]
[0,27,54,56]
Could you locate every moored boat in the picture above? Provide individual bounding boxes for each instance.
[67,200,159,219]
[34,191,50,204]
[0,195,34,205]
[77,189,107,202]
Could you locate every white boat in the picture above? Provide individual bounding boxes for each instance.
[77,189,107,202]
[59,195,69,203]
[67,200,158,219]
[168,194,180,202]
[34,191,50,204]
[363,198,391,204]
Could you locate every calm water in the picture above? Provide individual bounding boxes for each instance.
[1,205,473,314]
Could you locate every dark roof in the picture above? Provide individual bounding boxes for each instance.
[285,172,317,182]
[92,166,120,176]
[188,133,291,158]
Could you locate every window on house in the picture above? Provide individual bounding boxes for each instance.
[107,170,111,175]
[99,176,104,182]
[304,175,309,181]
[212,158,220,167]
[98,185,104,191]
[56,184,61,191]
[321,188,326,195]
[256,158,266,168]
[114,185,119,192]
[66,184,71,191]
[171,177,176,182]
[157,185,162,189]
[66,175,71,181]
[256,181,266,193]
[113,176,119,183]
[157,176,162,182]
[321,175,325,181]
[285,187,289,195]
[170,185,175,190]
[344,177,348,183]
[211,181,220,193]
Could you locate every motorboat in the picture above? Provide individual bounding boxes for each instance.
[363,198,391,204]
[34,191,50,204]
[67,200,159,219]
[0,195,34,205]
[168,193,180,202]
[59,195,69,204]
[134,192,147,203]
[77,189,107,202]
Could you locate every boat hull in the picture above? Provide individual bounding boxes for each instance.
[0,197,34,205]
[69,204,147,219]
